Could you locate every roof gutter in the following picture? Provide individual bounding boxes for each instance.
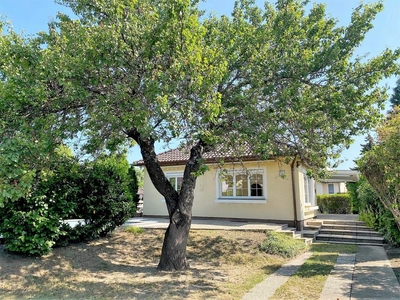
[291,157,300,231]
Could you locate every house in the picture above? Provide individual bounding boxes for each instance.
[135,147,319,230]
[315,170,359,195]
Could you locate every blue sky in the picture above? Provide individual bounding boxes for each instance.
[1,0,399,169]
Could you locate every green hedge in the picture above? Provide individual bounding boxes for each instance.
[0,154,137,256]
[317,194,351,214]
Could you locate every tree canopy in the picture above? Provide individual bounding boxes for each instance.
[1,0,399,270]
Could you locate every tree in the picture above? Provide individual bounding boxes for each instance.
[389,78,400,110]
[1,0,398,270]
[358,106,400,232]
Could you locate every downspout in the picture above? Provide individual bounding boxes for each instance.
[290,157,300,231]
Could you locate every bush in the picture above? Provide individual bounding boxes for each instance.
[259,231,308,258]
[0,154,138,255]
[317,194,351,214]
[356,177,400,245]
[0,170,74,255]
[0,195,60,255]
[346,182,360,214]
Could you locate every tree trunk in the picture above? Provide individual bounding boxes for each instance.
[127,129,208,271]
[157,211,192,270]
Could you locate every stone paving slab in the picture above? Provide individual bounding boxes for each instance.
[319,253,356,300]
[242,251,313,300]
[351,246,400,300]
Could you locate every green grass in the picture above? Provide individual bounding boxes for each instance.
[269,243,358,300]
[124,226,144,234]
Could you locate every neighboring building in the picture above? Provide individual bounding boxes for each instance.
[135,147,319,230]
[315,170,359,195]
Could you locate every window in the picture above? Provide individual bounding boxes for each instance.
[304,174,310,204]
[167,174,183,192]
[328,183,334,194]
[219,169,265,199]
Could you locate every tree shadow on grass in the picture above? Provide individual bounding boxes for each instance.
[0,229,226,299]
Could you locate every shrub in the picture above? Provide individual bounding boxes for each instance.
[346,182,360,214]
[259,231,308,258]
[54,154,137,243]
[317,194,351,214]
[0,173,72,255]
[0,154,138,255]
[350,177,400,246]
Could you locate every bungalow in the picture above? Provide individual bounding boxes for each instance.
[135,147,319,230]
[316,170,359,195]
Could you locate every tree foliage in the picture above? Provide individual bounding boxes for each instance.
[347,177,400,245]
[357,107,400,233]
[1,0,399,269]
[389,77,400,110]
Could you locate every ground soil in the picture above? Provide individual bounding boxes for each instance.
[0,229,285,300]
[2,229,399,300]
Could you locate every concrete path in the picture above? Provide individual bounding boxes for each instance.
[242,251,313,300]
[125,217,285,231]
[319,253,356,300]
[351,246,400,300]
[244,245,400,300]
[320,246,400,300]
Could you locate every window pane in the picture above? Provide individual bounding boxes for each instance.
[250,173,263,196]
[236,174,248,196]
[328,184,334,194]
[221,175,234,196]
[304,174,310,203]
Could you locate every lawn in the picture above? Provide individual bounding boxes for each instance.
[0,228,287,300]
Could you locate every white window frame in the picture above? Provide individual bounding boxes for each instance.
[216,168,267,203]
[166,172,184,192]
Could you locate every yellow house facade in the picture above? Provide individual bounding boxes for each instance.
[137,148,319,229]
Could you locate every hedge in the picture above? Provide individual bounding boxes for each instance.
[317,194,351,214]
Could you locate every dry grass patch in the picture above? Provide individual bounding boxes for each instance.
[269,243,358,300]
[0,228,286,300]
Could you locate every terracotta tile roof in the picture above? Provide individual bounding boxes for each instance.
[135,144,262,166]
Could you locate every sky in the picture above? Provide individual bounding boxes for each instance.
[1,0,399,169]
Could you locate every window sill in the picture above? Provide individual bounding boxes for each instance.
[305,205,319,211]
[215,198,266,204]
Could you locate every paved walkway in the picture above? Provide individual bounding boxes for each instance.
[242,251,314,300]
[243,245,400,300]
[125,217,285,231]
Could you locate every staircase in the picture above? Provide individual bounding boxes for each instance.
[276,226,314,245]
[306,219,385,246]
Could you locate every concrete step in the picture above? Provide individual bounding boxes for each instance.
[306,220,323,227]
[321,240,385,247]
[300,237,313,245]
[303,225,321,231]
[316,233,384,246]
[276,227,314,245]
[319,228,383,238]
[298,230,319,240]
[321,224,372,231]
[322,220,366,226]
